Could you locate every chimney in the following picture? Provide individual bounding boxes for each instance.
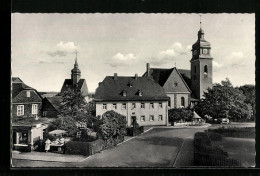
[146,63,150,77]
[135,73,138,80]
[114,73,118,80]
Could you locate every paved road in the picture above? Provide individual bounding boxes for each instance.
[12,123,254,168]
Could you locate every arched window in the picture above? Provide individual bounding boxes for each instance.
[204,65,208,74]
[181,97,185,107]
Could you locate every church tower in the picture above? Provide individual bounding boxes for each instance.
[190,20,213,99]
[71,56,81,85]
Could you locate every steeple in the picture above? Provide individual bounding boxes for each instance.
[198,15,205,40]
[71,50,81,85]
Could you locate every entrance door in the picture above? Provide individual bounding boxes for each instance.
[131,116,137,126]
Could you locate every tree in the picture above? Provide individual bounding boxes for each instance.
[59,87,95,126]
[194,78,252,121]
[95,111,127,148]
[238,84,255,120]
[47,116,78,136]
[168,109,193,125]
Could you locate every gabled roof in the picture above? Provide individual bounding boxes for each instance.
[178,69,191,89]
[61,79,88,97]
[12,77,42,102]
[95,76,169,101]
[143,67,191,93]
[45,96,63,111]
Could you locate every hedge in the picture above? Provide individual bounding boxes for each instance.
[194,132,240,167]
[207,127,255,139]
[65,136,124,156]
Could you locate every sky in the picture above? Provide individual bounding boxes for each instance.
[11,13,255,92]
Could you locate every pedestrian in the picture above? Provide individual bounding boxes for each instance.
[45,138,51,152]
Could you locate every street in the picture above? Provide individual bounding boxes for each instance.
[12,122,255,167]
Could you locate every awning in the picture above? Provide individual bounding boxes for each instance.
[49,130,67,135]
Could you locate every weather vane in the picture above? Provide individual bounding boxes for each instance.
[200,15,202,28]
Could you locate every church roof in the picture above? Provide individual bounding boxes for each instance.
[95,76,169,101]
[61,79,89,97]
[143,68,192,92]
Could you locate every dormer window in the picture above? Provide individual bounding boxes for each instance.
[122,90,127,97]
[128,82,133,87]
[26,91,30,97]
[138,90,142,96]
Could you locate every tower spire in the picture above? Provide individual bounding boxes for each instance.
[74,50,79,67]
[200,15,202,29]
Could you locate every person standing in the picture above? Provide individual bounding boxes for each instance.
[45,138,51,152]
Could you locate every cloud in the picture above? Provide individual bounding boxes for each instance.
[47,41,79,57]
[149,42,190,66]
[213,51,246,72]
[47,50,68,57]
[107,52,137,67]
[213,61,223,71]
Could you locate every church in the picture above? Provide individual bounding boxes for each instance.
[143,26,213,109]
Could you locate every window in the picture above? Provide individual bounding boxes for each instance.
[159,103,163,108]
[132,103,136,109]
[158,115,163,121]
[173,82,178,87]
[122,103,126,110]
[141,103,145,109]
[181,97,185,107]
[102,104,107,110]
[113,104,117,109]
[204,65,208,74]
[141,116,145,122]
[15,132,28,144]
[32,104,38,114]
[149,115,154,121]
[17,105,24,116]
[26,91,30,97]
[149,103,154,109]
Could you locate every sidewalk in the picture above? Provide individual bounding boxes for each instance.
[173,138,194,167]
[12,151,86,163]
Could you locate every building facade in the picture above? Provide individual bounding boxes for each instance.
[143,26,213,108]
[94,74,169,127]
[12,77,42,119]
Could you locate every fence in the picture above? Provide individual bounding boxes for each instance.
[194,152,241,167]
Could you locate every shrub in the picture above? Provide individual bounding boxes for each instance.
[126,126,144,136]
[168,109,193,123]
[96,111,127,148]
[65,141,90,156]
[33,139,45,152]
